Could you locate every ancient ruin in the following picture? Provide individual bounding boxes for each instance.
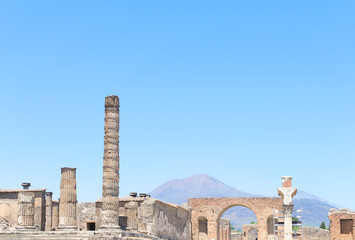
[189,197,283,240]
[15,188,37,231]
[58,167,77,231]
[0,95,354,240]
[100,95,121,230]
[328,209,355,240]
[44,192,53,231]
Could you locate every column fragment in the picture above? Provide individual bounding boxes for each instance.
[45,192,53,231]
[100,95,120,230]
[16,190,38,231]
[52,200,59,230]
[58,167,77,230]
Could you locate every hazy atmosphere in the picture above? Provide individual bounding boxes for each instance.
[1,0,354,212]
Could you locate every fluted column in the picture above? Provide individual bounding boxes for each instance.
[125,201,138,230]
[45,192,53,231]
[58,167,77,231]
[100,95,120,230]
[52,200,59,230]
[16,191,38,231]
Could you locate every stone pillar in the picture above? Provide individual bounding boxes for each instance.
[58,167,77,230]
[16,190,38,231]
[283,205,294,240]
[52,200,59,230]
[125,201,138,230]
[100,95,120,230]
[278,176,297,240]
[45,192,53,231]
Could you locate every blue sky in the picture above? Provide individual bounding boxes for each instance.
[0,1,354,209]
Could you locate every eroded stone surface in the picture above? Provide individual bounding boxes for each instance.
[328,208,355,240]
[303,226,329,240]
[101,95,120,230]
[189,197,283,240]
[58,167,77,230]
[138,198,191,240]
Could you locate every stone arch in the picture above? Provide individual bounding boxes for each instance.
[216,204,259,240]
[217,202,259,222]
[188,197,283,240]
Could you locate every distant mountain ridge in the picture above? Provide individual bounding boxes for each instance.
[150,174,260,205]
[149,174,337,228]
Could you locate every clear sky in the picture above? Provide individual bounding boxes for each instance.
[0,1,354,209]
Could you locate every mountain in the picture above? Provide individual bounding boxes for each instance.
[149,174,337,228]
[294,190,341,208]
[149,174,260,205]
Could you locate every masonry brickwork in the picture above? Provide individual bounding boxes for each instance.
[243,224,258,240]
[219,218,231,240]
[328,209,355,240]
[189,197,283,240]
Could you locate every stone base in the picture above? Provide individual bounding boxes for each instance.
[15,226,39,231]
[56,225,78,231]
[98,225,121,231]
[0,230,162,240]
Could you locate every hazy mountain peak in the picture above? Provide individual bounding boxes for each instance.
[149,174,259,205]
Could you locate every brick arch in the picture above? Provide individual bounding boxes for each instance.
[216,203,259,240]
[188,197,283,240]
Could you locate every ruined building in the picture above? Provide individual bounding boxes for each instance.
[0,95,354,240]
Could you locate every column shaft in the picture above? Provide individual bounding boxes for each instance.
[283,205,294,240]
[52,201,59,230]
[100,95,120,230]
[16,191,38,231]
[58,167,77,230]
[45,192,53,231]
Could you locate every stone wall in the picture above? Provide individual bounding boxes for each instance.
[96,196,150,230]
[328,209,355,240]
[303,226,329,240]
[138,198,191,240]
[0,192,18,230]
[0,189,46,231]
[243,224,258,240]
[77,202,97,231]
[231,230,242,240]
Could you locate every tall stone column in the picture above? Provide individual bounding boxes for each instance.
[100,95,120,230]
[278,176,297,240]
[45,192,53,231]
[58,167,77,230]
[16,189,38,231]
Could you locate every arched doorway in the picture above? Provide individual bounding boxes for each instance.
[217,205,258,240]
